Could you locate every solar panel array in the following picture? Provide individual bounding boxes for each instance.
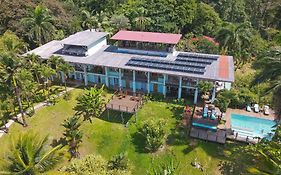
[126,57,205,74]
[125,52,219,75]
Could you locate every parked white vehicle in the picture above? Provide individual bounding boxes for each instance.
[264,105,270,115]
[254,104,259,113]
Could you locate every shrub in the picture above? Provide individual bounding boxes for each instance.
[138,119,167,152]
[63,91,72,101]
[61,154,131,175]
[108,153,129,171]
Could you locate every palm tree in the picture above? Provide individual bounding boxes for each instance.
[0,132,64,174]
[58,61,74,92]
[96,11,112,33]
[133,8,151,31]
[24,53,41,83]
[215,23,252,66]
[38,64,56,101]
[47,55,65,81]
[21,5,55,46]
[21,77,38,114]
[62,116,83,159]
[74,86,105,123]
[255,48,281,120]
[0,52,28,126]
[81,10,99,31]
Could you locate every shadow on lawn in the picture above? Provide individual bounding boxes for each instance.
[131,131,149,153]
[99,110,134,125]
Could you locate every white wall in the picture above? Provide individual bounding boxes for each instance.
[86,38,107,56]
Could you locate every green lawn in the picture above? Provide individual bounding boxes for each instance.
[0,88,232,175]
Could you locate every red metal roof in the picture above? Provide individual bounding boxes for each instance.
[111,30,182,44]
[219,56,229,79]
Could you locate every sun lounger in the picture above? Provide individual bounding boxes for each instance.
[210,109,216,120]
[264,105,270,115]
[246,105,251,112]
[203,106,208,118]
[254,104,259,113]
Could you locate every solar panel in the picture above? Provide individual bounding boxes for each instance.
[126,60,205,74]
[130,57,206,68]
[178,52,219,60]
[176,57,213,64]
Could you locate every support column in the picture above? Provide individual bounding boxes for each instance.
[133,70,136,93]
[105,67,109,87]
[147,72,150,93]
[83,65,88,86]
[178,76,182,99]
[74,72,77,79]
[211,83,216,103]
[60,71,65,83]
[163,74,167,97]
[118,68,122,91]
[194,88,198,104]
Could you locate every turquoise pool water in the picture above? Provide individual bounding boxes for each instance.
[231,114,276,140]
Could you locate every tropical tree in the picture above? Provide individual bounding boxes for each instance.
[133,7,151,31]
[254,48,281,120]
[197,81,214,101]
[0,31,26,54]
[190,3,222,36]
[21,5,55,46]
[74,86,105,123]
[0,132,64,175]
[0,52,28,126]
[214,0,248,23]
[110,14,131,32]
[57,60,74,92]
[38,64,56,100]
[24,53,41,83]
[221,126,281,174]
[62,116,83,159]
[215,23,252,66]
[81,10,99,31]
[138,119,167,152]
[48,55,64,71]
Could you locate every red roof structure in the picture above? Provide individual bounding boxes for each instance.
[111,30,182,44]
[191,36,219,46]
[219,56,229,79]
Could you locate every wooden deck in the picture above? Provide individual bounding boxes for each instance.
[106,94,143,113]
[190,127,227,144]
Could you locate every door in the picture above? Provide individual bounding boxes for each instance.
[126,80,130,89]
[153,84,158,93]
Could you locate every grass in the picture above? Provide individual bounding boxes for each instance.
[0,88,233,175]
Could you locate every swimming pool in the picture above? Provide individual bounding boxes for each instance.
[231,114,276,140]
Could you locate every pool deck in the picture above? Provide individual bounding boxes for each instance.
[225,108,276,129]
[190,127,227,144]
[224,108,276,143]
[190,105,277,144]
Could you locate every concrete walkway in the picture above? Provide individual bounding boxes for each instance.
[0,86,77,138]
